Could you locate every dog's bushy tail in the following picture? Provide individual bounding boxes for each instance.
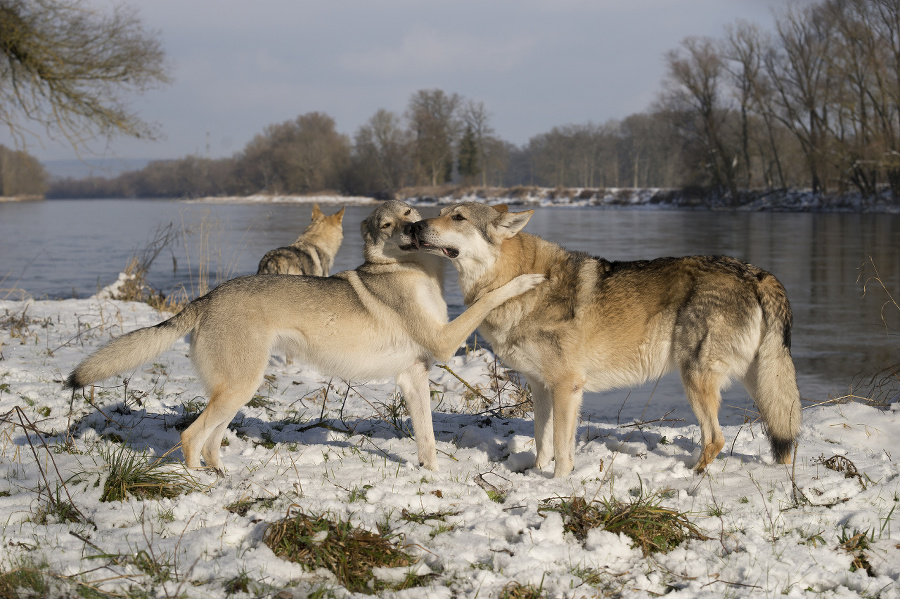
[751,272,802,463]
[65,299,205,389]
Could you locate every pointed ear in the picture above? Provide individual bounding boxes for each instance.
[332,207,345,223]
[490,209,532,240]
[311,204,324,220]
[492,204,509,214]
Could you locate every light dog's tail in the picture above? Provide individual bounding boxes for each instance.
[65,299,206,389]
[750,272,802,463]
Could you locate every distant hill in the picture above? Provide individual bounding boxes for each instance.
[41,158,154,180]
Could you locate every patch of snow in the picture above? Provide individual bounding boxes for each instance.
[0,296,898,597]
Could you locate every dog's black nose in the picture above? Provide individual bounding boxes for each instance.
[406,221,426,235]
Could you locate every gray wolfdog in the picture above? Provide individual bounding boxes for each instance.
[66,201,544,473]
[406,203,801,477]
[257,204,345,276]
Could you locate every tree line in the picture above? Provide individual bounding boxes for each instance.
[33,0,900,201]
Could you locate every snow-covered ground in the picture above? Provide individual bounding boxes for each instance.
[1,294,898,598]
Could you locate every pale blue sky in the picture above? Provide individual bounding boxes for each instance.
[16,0,795,164]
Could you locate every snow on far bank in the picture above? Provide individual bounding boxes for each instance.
[182,187,900,212]
[187,194,378,205]
[0,295,898,598]
[399,186,900,212]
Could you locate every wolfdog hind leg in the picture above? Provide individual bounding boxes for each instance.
[180,377,262,473]
[681,369,726,472]
[551,379,585,478]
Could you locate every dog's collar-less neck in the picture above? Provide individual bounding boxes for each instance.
[458,263,502,305]
[458,236,528,305]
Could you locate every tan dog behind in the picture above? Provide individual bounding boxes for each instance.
[407,203,801,477]
[66,201,544,473]
[257,204,345,276]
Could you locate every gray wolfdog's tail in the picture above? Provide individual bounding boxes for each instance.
[65,299,206,389]
[749,272,802,463]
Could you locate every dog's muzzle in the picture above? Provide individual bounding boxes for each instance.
[403,222,459,258]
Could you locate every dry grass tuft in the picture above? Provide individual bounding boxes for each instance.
[0,567,49,599]
[838,529,875,576]
[98,444,203,502]
[33,495,83,525]
[0,306,51,343]
[0,561,120,599]
[540,492,708,557]
[113,257,187,313]
[399,508,459,525]
[499,580,546,599]
[263,507,420,594]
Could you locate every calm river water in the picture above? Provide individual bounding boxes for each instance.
[1,199,897,426]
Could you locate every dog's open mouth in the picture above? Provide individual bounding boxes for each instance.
[433,245,459,258]
[403,237,460,258]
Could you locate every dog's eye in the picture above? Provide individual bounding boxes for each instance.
[451,214,466,221]
[404,209,411,216]
[381,221,391,229]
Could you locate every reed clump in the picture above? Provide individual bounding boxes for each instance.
[106,222,189,312]
[263,507,428,594]
[539,490,708,556]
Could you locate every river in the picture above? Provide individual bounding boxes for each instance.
[1,198,897,426]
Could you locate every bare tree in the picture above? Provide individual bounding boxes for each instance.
[527,122,627,189]
[817,0,900,196]
[526,127,570,187]
[723,20,766,188]
[0,0,170,151]
[406,89,462,186]
[662,36,739,196]
[822,0,878,194]
[763,2,838,193]
[481,136,512,187]
[353,109,412,193]
[571,121,604,187]
[725,20,794,189]
[620,112,681,188]
[869,0,900,196]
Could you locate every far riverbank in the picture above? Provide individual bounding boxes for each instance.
[176,186,900,213]
[40,185,900,212]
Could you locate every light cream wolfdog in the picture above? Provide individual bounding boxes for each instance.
[66,201,544,473]
[257,204,345,276]
[407,203,801,477]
